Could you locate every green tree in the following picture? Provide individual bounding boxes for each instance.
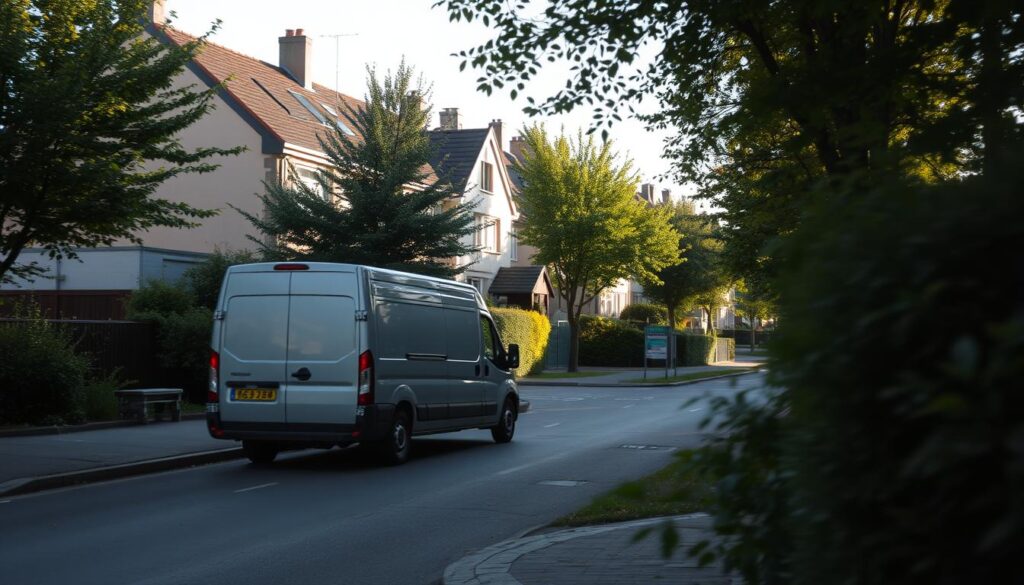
[237,62,478,277]
[641,200,730,332]
[182,248,257,310]
[0,1,241,284]
[515,124,679,371]
[733,281,776,349]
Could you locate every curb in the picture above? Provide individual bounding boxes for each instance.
[443,513,708,585]
[517,368,763,388]
[0,412,207,438]
[0,447,245,498]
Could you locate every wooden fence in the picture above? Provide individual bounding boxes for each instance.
[0,319,160,388]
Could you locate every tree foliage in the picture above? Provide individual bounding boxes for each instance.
[640,200,731,331]
[238,62,478,278]
[182,248,257,310]
[514,124,679,371]
[0,1,241,284]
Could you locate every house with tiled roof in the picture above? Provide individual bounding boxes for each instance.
[0,3,516,318]
[426,113,520,300]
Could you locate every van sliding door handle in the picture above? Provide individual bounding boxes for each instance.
[291,367,311,381]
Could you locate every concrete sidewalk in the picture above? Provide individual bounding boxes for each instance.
[0,419,243,496]
[444,514,735,585]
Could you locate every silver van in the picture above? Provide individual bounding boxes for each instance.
[206,262,520,465]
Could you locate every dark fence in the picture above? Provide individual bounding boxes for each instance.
[716,328,775,346]
[0,319,160,388]
[0,291,131,320]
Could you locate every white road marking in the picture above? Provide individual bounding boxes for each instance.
[234,482,278,493]
[543,423,561,428]
[687,407,702,412]
[496,452,570,476]
[622,404,635,409]
[0,500,11,504]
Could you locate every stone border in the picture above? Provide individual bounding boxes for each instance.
[443,514,708,585]
[517,368,762,388]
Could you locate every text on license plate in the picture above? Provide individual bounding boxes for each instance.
[233,388,277,401]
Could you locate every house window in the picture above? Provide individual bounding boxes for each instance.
[480,161,494,192]
[468,277,484,293]
[510,226,518,261]
[296,167,327,200]
[320,102,357,136]
[474,214,499,253]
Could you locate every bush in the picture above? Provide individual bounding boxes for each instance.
[0,304,89,425]
[491,307,551,376]
[183,249,257,310]
[579,315,644,367]
[127,281,212,403]
[676,332,715,366]
[125,279,194,316]
[683,171,1024,585]
[619,303,668,325]
[82,370,123,421]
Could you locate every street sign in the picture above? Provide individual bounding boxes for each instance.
[644,325,670,360]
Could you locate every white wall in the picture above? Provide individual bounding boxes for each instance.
[458,128,517,293]
[0,247,208,291]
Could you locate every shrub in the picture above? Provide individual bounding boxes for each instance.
[0,304,89,425]
[183,249,258,310]
[82,370,124,421]
[683,171,1024,585]
[127,281,212,403]
[125,279,193,316]
[579,315,644,367]
[676,332,715,366]
[619,303,668,325]
[491,307,551,376]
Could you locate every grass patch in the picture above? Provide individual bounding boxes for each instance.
[553,455,714,527]
[622,367,758,385]
[524,371,615,379]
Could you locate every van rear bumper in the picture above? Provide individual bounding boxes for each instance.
[207,404,395,444]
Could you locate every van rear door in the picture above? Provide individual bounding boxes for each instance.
[218,272,291,424]
[284,271,360,426]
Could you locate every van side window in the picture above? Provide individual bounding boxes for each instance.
[480,315,498,361]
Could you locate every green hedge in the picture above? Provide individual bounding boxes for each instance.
[676,332,716,366]
[0,305,89,425]
[579,315,644,367]
[491,307,551,376]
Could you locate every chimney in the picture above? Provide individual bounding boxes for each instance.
[641,183,655,203]
[489,119,506,152]
[661,188,671,204]
[279,29,313,89]
[148,0,166,25]
[439,108,463,130]
[509,135,528,162]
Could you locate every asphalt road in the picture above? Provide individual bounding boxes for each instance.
[0,373,763,585]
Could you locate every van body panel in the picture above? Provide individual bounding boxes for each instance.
[218,272,291,424]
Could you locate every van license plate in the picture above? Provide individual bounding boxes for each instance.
[233,388,277,402]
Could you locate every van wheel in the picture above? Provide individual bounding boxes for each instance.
[491,398,516,444]
[242,440,279,465]
[379,409,412,465]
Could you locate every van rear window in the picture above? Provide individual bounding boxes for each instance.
[224,296,289,361]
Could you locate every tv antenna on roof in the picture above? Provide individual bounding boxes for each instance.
[319,33,360,95]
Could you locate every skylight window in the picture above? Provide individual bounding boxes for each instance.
[321,103,356,136]
[288,90,328,125]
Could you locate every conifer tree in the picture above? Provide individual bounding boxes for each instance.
[238,62,478,277]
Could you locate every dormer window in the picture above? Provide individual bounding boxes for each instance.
[289,90,328,125]
[480,161,494,193]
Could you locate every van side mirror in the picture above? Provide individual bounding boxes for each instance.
[506,344,520,369]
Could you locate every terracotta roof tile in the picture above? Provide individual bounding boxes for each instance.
[158,26,365,154]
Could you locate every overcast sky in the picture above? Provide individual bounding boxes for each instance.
[165,0,690,200]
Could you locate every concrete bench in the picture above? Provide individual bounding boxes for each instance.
[114,388,183,423]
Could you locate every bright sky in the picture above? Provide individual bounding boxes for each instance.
[165,0,691,200]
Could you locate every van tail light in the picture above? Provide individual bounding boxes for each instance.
[207,350,220,410]
[358,350,374,406]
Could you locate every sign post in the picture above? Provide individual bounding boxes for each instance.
[644,325,671,380]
